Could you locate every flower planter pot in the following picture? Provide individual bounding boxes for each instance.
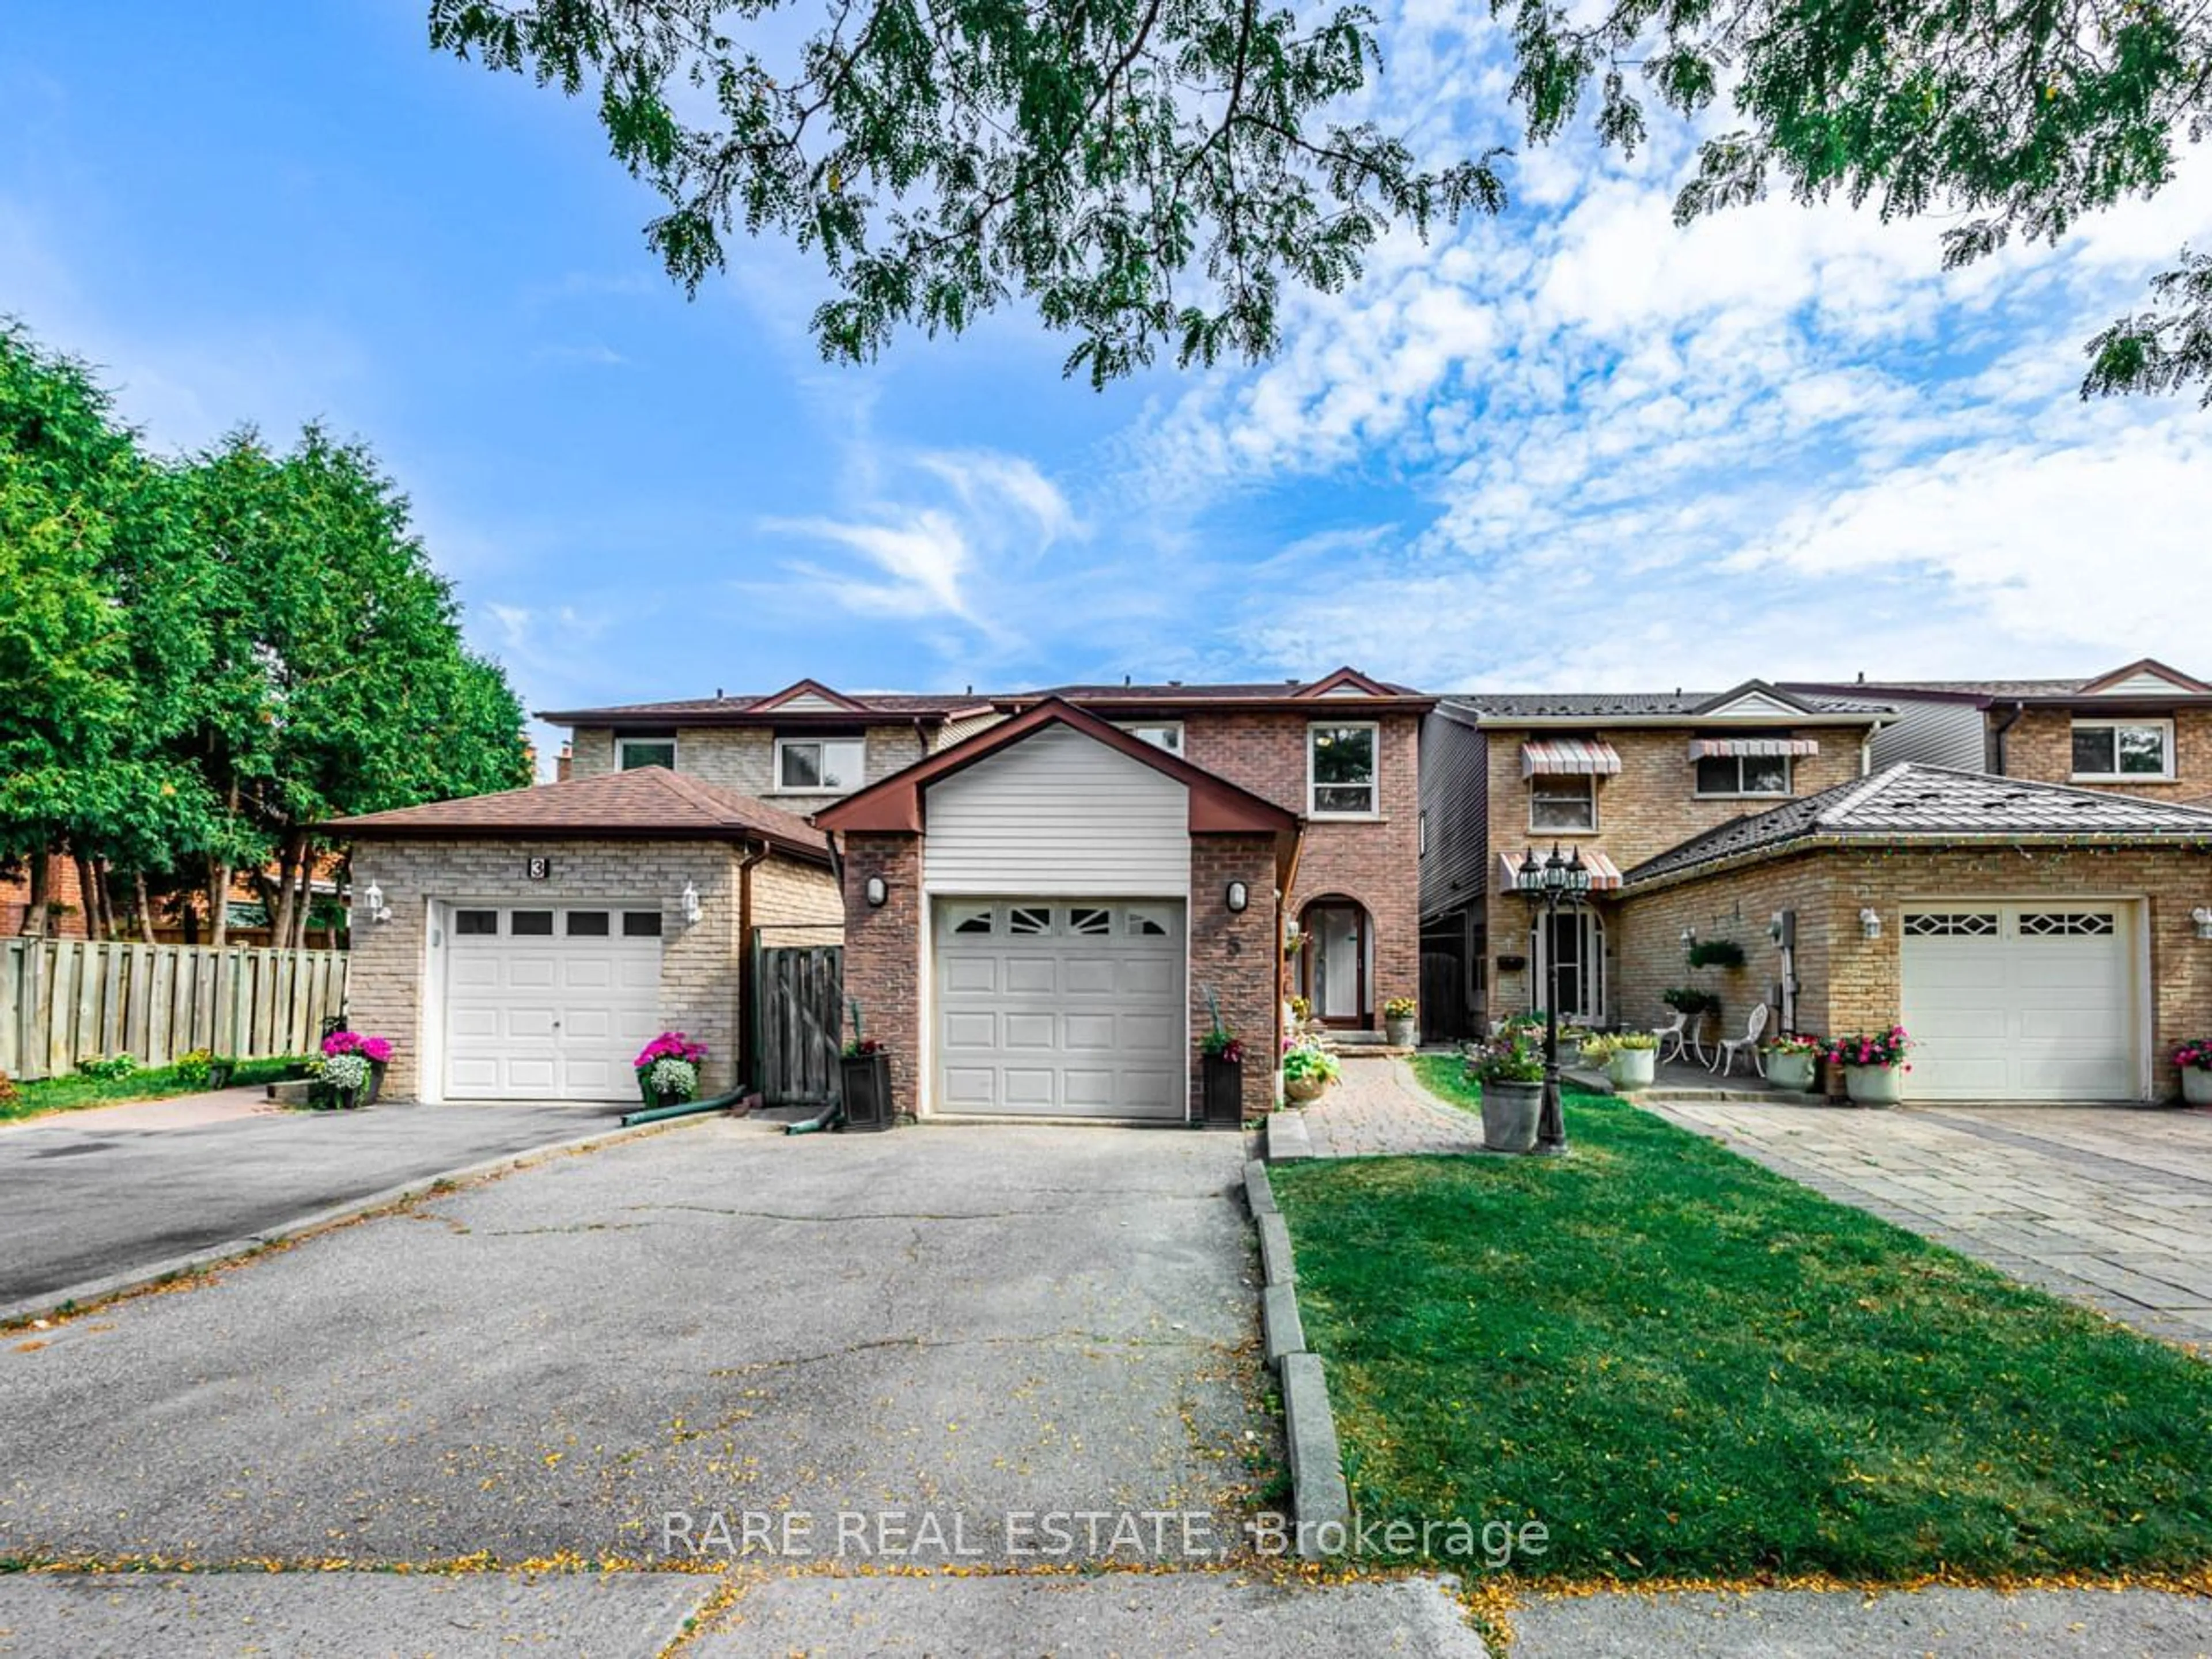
[1385,1017,1418,1048]
[1578,1044,1612,1071]
[2184,1068,2212,1107]
[1479,1080,1543,1153]
[1843,1064,1903,1107]
[839,1051,895,1132]
[1202,1054,1245,1127]
[207,1063,233,1090]
[1764,1051,1816,1092]
[366,1059,387,1106]
[1607,1048,1656,1089]
[1285,1073,1328,1105]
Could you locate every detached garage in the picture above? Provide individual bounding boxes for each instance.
[331,768,840,1103]
[1617,765,2212,1104]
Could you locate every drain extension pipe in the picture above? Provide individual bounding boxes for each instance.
[620,1088,756,1128]
[783,1098,846,1136]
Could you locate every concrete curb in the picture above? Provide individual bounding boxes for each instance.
[1266,1111,1313,1162]
[1241,1152,1351,1560]
[0,1112,710,1330]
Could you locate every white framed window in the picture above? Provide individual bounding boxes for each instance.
[1116,721,1184,754]
[2071,718,2172,780]
[775,735,867,793]
[1529,775,1597,832]
[1694,753,1791,797]
[1308,722,1378,816]
[617,734,677,771]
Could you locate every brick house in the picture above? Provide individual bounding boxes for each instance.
[820,671,1428,1123]
[1422,679,2212,1103]
[1785,659,2212,800]
[1418,682,1890,1041]
[332,767,839,1102]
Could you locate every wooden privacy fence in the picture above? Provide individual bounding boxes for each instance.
[0,940,350,1081]
[753,938,843,1108]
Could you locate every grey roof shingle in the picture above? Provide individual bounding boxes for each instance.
[1625,764,2212,886]
[1441,688,1891,718]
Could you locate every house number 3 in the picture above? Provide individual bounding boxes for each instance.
[526,857,553,881]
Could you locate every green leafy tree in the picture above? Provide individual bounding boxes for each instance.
[0,321,213,938]
[432,0,2212,403]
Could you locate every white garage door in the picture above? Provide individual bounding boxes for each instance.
[1900,903,2139,1101]
[443,904,665,1101]
[934,899,1185,1120]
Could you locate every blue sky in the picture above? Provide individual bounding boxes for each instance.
[7,2,2210,770]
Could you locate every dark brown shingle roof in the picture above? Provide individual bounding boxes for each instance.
[326,768,830,862]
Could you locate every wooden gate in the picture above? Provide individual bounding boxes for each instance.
[752,937,843,1107]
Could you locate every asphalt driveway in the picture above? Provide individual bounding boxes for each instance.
[1653,1099,2212,1349]
[0,1097,623,1311]
[0,1117,1264,1567]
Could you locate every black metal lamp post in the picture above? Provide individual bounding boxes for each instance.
[1513,842,1591,1156]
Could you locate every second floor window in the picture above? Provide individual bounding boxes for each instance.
[1695,754,1791,796]
[1118,722,1184,753]
[2071,719,2170,779]
[617,734,676,771]
[1530,775,1597,832]
[1309,723,1377,816]
[777,735,866,792]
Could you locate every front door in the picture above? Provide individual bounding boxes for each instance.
[1304,902,1370,1027]
[1529,908,1605,1026]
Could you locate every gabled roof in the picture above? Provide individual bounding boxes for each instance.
[326,767,831,863]
[1005,668,1431,714]
[814,698,1302,837]
[1442,687,1891,725]
[1624,764,2212,888]
[537,687,995,726]
[1787,659,2212,707]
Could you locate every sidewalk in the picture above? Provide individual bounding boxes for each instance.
[0,1084,277,1136]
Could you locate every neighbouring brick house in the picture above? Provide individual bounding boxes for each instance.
[331,767,839,1102]
[1786,658,2212,800]
[1422,679,2212,1104]
[819,671,1428,1124]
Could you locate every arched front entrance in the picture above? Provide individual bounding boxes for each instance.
[1298,896,1373,1028]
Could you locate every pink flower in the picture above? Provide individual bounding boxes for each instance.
[360,1036,393,1065]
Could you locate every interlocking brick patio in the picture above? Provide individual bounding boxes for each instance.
[1294,1055,1487,1158]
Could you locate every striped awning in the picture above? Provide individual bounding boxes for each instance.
[1690,736,1820,759]
[1497,848,1623,891]
[1521,738,1623,777]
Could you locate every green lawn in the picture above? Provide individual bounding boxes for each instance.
[1269,1054,2212,1583]
[0,1056,308,1123]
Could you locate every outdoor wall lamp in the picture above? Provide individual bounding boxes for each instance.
[1859,907,1883,941]
[2194,906,2212,941]
[1225,880,1249,914]
[361,881,391,925]
[681,880,702,927]
[865,874,889,908]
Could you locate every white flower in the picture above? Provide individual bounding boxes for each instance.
[647,1057,699,1099]
[323,1053,370,1091]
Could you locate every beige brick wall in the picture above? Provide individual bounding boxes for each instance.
[1615,844,2212,1099]
[1479,722,1865,1025]
[565,723,929,800]
[1611,857,1832,1045]
[348,836,774,1101]
[2002,707,2212,799]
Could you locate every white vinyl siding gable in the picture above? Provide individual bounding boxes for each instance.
[923,726,1190,895]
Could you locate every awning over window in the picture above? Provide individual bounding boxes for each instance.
[1690,736,1820,759]
[1496,848,1624,891]
[1521,738,1622,777]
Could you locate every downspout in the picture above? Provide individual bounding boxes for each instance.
[736,839,769,1093]
[1991,700,2024,775]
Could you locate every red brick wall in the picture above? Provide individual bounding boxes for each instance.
[2003,707,2212,799]
[838,832,923,1116]
[0,855,88,938]
[1190,834,1286,1118]
[1182,710,1420,1027]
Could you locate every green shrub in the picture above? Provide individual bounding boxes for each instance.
[175,1048,214,1088]
[77,1053,138,1081]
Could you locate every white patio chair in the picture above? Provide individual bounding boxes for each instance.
[1711,1002,1770,1078]
[1653,1010,1691,1066]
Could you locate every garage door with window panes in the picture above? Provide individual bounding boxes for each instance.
[1899,903,2139,1101]
[443,904,665,1101]
[934,900,1185,1119]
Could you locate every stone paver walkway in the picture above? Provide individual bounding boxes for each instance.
[1653,1097,2212,1350]
[1298,1055,1486,1158]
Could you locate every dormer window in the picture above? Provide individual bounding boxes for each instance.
[776,735,867,793]
[2071,719,2171,780]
